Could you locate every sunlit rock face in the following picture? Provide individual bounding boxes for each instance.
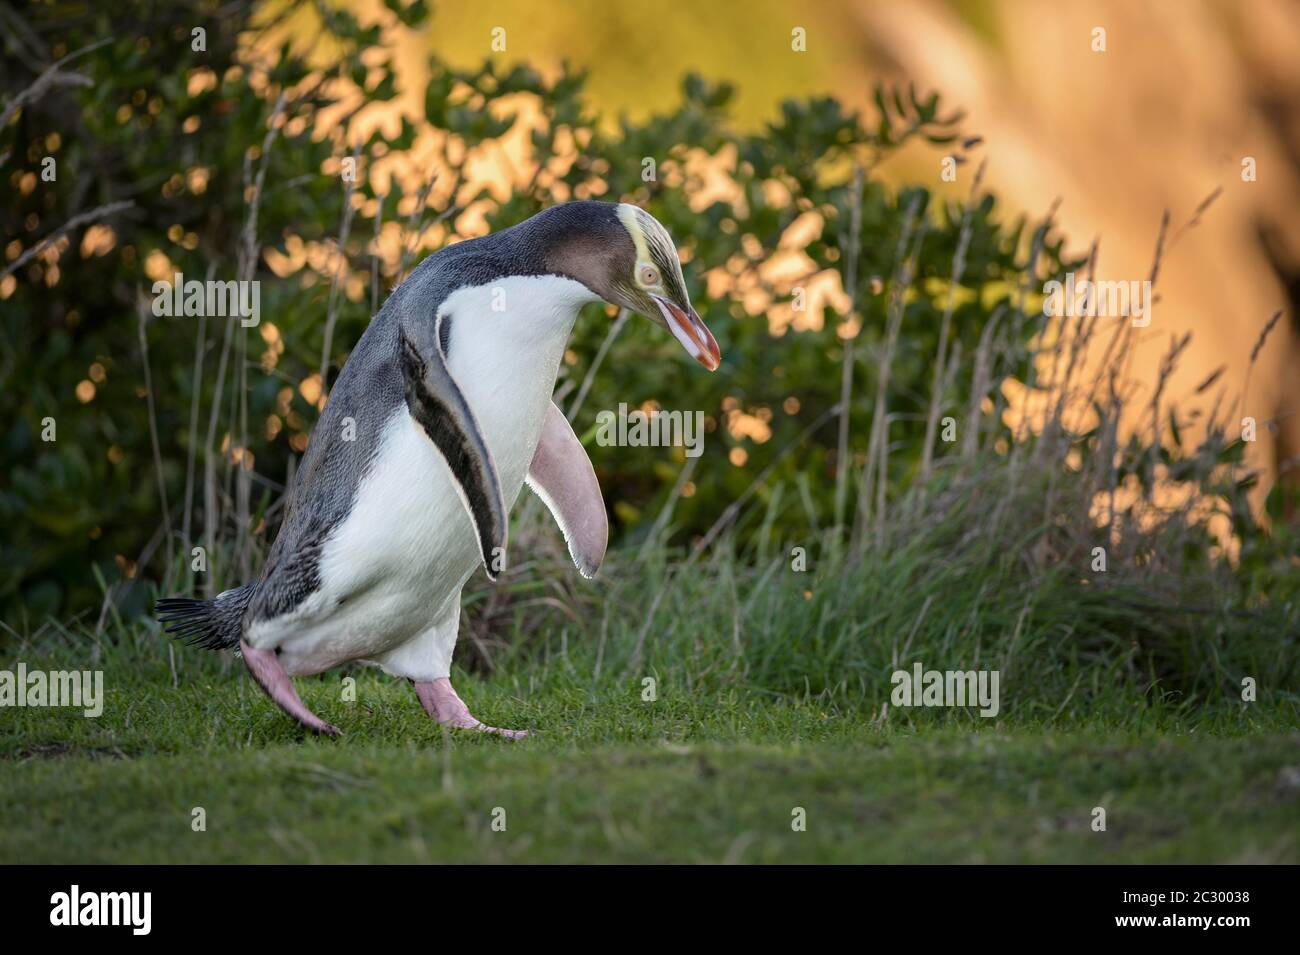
[840,0,1300,503]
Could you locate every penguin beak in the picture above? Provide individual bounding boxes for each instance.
[652,296,721,371]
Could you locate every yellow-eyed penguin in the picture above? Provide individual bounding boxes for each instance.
[158,201,720,738]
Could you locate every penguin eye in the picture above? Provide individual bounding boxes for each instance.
[638,264,661,287]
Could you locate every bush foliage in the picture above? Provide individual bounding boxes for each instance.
[2,0,1078,622]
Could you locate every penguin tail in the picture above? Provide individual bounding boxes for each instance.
[156,584,255,651]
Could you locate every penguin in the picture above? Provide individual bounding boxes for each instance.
[157,200,720,738]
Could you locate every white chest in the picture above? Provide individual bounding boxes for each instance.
[438,274,590,491]
[258,275,592,669]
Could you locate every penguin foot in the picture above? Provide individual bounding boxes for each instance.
[413,678,529,739]
[239,640,341,737]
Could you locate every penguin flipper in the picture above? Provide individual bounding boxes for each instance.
[526,401,608,578]
[398,321,508,579]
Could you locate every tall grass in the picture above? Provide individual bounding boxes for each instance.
[12,89,1290,727]
[441,193,1300,719]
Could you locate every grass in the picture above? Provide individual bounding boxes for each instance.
[3,591,1299,864]
[7,318,1299,862]
[6,156,1297,863]
[6,373,1299,863]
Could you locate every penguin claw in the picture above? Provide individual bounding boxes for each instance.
[482,725,530,740]
[413,678,529,740]
[239,640,341,739]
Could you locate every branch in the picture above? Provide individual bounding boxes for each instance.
[1,199,134,280]
[0,38,111,131]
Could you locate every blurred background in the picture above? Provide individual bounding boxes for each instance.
[2,0,1297,626]
[408,0,1300,486]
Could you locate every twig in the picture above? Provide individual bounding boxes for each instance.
[371,191,386,314]
[320,140,361,394]
[962,304,1006,458]
[136,292,174,568]
[1241,309,1283,420]
[640,454,698,560]
[853,192,926,555]
[0,37,110,132]
[566,308,630,422]
[1,200,134,280]
[832,165,864,532]
[238,91,287,281]
[180,263,216,577]
[234,92,288,579]
[396,168,443,282]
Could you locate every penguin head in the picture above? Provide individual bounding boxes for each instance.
[611,203,721,371]
[530,201,720,371]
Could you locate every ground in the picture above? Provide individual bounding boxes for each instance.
[3,640,1297,863]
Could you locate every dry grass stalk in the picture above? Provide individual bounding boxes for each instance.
[833,164,865,531]
[920,159,986,483]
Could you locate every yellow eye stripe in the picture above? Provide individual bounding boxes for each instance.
[618,203,683,294]
[617,203,654,277]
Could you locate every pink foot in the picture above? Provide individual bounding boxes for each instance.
[239,640,341,737]
[413,678,529,739]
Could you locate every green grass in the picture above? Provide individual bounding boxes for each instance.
[3,626,1298,864]
[6,438,1298,863]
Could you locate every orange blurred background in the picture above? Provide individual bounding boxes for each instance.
[283,0,1300,490]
